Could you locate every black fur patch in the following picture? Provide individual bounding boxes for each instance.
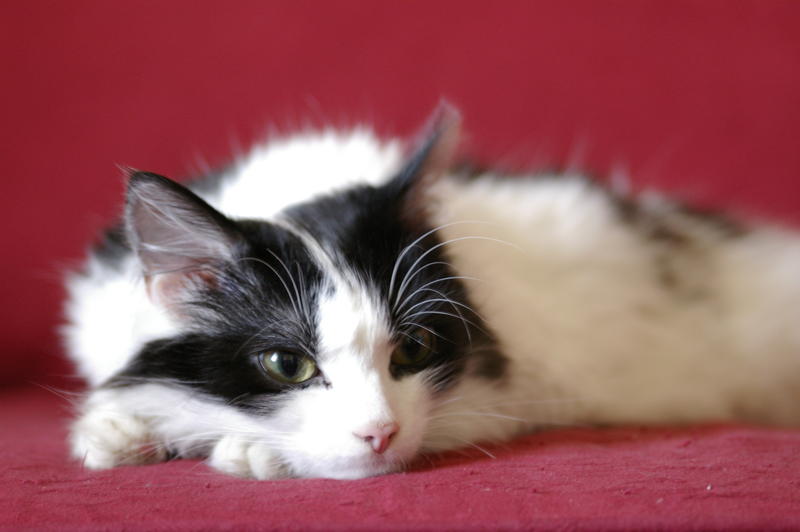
[91,223,130,270]
[285,173,507,392]
[672,203,747,239]
[187,164,236,197]
[610,192,746,243]
[607,190,747,297]
[108,214,328,411]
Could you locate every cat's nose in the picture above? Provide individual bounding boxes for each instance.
[353,421,399,454]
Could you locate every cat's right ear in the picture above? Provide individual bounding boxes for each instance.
[389,103,462,225]
[124,171,241,310]
[393,102,462,193]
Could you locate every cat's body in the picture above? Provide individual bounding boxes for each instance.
[64,109,800,480]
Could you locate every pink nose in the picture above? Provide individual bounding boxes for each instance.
[354,422,399,454]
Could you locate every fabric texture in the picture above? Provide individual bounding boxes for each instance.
[2,1,799,530]
[2,386,800,531]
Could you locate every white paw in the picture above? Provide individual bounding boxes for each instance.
[70,407,167,469]
[208,435,286,480]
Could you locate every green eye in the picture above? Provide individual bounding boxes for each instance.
[258,351,318,384]
[392,328,436,367]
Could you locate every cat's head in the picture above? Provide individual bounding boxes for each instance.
[113,106,507,479]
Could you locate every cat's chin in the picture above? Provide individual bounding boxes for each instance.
[310,459,403,480]
[292,449,411,480]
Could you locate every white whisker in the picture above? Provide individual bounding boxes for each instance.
[396,233,522,304]
[394,275,484,316]
[265,248,307,321]
[238,256,302,318]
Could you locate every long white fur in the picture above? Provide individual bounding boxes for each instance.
[65,129,800,480]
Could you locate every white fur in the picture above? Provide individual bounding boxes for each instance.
[290,277,430,478]
[65,129,800,480]
[427,175,800,427]
[63,256,177,387]
[211,129,402,218]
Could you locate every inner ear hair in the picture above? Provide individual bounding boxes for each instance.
[124,170,242,310]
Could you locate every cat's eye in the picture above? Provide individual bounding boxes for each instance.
[392,328,436,367]
[258,351,318,384]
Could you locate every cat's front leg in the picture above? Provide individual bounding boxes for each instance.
[70,389,168,469]
[207,434,288,480]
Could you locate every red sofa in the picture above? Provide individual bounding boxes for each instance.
[3,2,799,529]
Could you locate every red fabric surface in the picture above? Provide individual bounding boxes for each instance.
[2,1,800,530]
[2,386,799,531]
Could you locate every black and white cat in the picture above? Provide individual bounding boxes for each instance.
[64,106,800,480]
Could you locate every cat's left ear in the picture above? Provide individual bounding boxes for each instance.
[391,102,462,198]
[124,170,243,311]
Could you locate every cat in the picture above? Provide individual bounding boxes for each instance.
[63,105,800,480]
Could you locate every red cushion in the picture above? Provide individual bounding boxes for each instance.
[2,386,800,530]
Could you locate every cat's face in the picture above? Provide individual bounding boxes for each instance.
[245,256,451,479]
[113,112,506,479]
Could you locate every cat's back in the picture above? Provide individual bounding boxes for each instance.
[427,171,800,425]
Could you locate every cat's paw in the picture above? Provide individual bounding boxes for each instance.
[70,407,167,469]
[207,435,287,480]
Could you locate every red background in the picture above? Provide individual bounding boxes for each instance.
[1,2,799,530]
[3,0,800,385]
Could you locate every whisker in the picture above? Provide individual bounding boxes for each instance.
[396,234,523,304]
[295,261,312,322]
[238,256,302,318]
[399,289,481,320]
[399,321,449,342]
[402,309,488,336]
[398,291,479,343]
[265,249,306,321]
[388,220,502,302]
[428,411,529,423]
[29,382,83,408]
[453,438,497,460]
[392,261,450,310]
[397,275,484,314]
[398,321,450,343]
[388,222,470,302]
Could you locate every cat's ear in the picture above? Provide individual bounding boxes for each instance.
[124,171,241,309]
[393,102,462,193]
